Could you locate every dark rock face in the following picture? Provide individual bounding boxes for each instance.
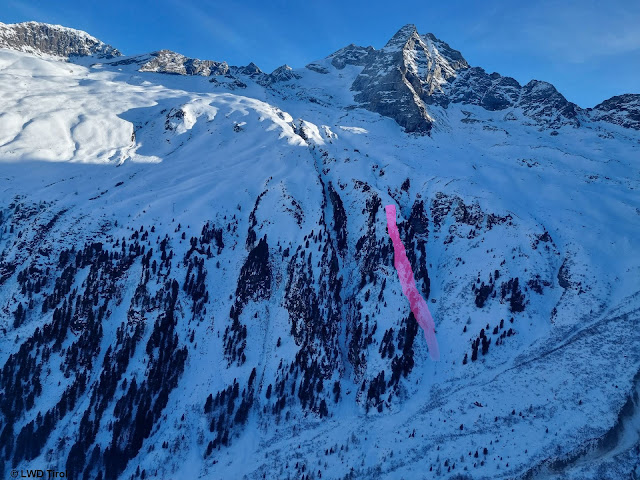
[305,62,330,74]
[0,22,121,58]
[518,80,581,127]
[259,64,302,85]
[328,183,347,256]
[439,69,581,128]
[445,68,521,111]
[590,94,640,130]
[139,50,229,76]
[231,62,263,77]
[351,24,469,134]
[404,200,431,300]
[354,62,433,134]
[328,44,375,69]
[346,25,592,131]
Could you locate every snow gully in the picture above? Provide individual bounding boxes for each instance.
[385,204,440,361]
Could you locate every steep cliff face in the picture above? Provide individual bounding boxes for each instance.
[0,21,638,480]
[347,25,588,133]
[590,94,640,130]
[138,50,230,76]
[0,21,120,58]
[351,24,469,134]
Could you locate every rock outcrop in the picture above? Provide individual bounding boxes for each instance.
[0,21,120,58]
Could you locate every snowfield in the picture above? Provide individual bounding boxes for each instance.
[0,22,639,480]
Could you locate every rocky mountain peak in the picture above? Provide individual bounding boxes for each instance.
[422,32,469,70]
[381,25,468,72]
[518,79,581,127]
[382,23,420,50]
[264,64,301,84]
[0,21,121,58]
[352,24,471,134]
[328,43,375,69]
[590,93,640,130]
[233,62,262,76]
[138,49,229,76]
[349,25,598,132]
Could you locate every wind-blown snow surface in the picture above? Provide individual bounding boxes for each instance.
[0,31,639,480]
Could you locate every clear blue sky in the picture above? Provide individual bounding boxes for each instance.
[2,0,639,107]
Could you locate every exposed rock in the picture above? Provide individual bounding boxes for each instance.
[260,64,302,85]
[518,80,581,128]
[328,183,347,256]
[139,49,229,76]
[328,44,374,69]
[590,94,640,130]
[0,21,120,58]
[351,24,469,134]
[231,62,263,77]
[305,63,329,74]
[348,25,589,131]
[445,70,581,128]
[445,68,521,111]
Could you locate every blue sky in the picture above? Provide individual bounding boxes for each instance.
[1,0,638,107]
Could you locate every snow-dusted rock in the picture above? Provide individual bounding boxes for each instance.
[0,21,120,58]
[139,49,229,76]
[352,24,469,134]
[590,93,640,130]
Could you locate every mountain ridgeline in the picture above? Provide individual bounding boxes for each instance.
[1,21,638,133]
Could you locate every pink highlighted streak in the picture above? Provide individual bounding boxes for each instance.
[385,204,440,361]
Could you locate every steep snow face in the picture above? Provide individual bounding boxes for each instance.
[0,21,121,58]
[0,26,639,480]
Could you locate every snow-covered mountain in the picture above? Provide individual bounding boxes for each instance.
[0,21,639,480]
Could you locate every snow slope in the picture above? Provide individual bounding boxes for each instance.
[0,23,639,480]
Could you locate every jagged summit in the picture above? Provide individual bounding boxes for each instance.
[104,49,230,76]
[382,23,420,50]
[380,24,469,70]
[264,64,301,84]
[347,24,594,132]
[590,94,640,130]
[422,32,469,70]
[0,21,120,58]
[233,62,262,76]
[139,50,229,76]
[327,43,374,69]
[352,24,471,133]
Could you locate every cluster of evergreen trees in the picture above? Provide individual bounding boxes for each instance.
[1,218,202,479]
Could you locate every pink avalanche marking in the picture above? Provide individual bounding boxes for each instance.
[385,204,440,361]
